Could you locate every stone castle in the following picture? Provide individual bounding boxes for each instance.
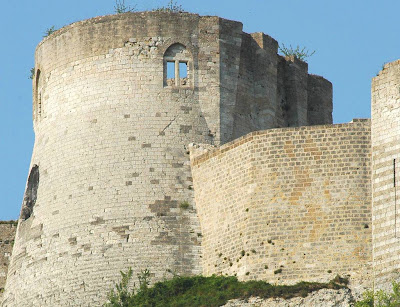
[0,11,397,306]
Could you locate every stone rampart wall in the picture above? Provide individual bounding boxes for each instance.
[371,60,400,290]
[0,223,16,300]
[191,120,372,287]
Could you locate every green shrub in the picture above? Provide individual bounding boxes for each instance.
[153,0,185,13]
[29,68,35,80]
[179,201,190,209]
[104,270,349,307]
[279,43,315,62]
[355,281,400,307]
[114,0,136,13]
[43,26,57,38]
[104,268,133,307]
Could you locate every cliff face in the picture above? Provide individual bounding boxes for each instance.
[223,288,355,307]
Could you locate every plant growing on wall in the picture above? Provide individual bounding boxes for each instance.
[153,0,185,12]
[104,268,152,306]
[29,68,35,80]
[180,201,190,209]
[105,268,133,306]
[43,26,57,38]
[114,0,136,13]
[279,43,315,62]
[137,269,151,291]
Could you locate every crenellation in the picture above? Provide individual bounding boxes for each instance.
[282,56,309,126]
[307,74,333,125]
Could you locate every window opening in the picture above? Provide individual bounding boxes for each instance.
[179,62,188,78]
[163,43,191,87]
[167,61,175,79]
[20,165,40,220]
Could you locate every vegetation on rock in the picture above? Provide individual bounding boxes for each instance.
[279,43,315,62]
[0,220,18,226]
[104,270,349,307]
[114,0,185,14]
[114,0,136,13]
[355,281,400,307]
[43,26,57,38]
[153,0,185,13]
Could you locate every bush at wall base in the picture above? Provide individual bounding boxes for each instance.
[104,270,349,307]
[355,282,400,307]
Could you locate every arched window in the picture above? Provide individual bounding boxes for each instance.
[35,69,42,119]
[163,43,191,87]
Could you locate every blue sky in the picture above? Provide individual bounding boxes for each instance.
[0,0,398,220]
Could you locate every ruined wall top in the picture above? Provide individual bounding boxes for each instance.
[34,11,333,142]
[35,12,224,69]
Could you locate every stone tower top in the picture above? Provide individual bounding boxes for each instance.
[33,11,332,141]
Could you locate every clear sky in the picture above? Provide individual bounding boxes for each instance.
[0,0,398,220]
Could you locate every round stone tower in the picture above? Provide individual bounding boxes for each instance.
[3,11,335,305]
[372,60,400,290]
[3,12,222,306]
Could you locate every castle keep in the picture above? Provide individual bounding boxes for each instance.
[0,11,397,306]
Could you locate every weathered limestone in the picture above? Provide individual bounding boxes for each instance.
[222,288,355,307]
[5,9,400,306]
[190,120,372,289]
[3,12,332,306]
[371,60,400,291]
[0,223,16,301]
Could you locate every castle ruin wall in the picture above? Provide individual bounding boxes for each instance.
[0,224,16,301]
[191,120,372,288]
[371,60,400,290]
[307,74,333,125]
[218,24,333,143]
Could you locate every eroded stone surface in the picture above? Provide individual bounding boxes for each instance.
[223,288,355,307]
[0,223,17,301]
[190,120,372,288]
[371,60,400,291]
